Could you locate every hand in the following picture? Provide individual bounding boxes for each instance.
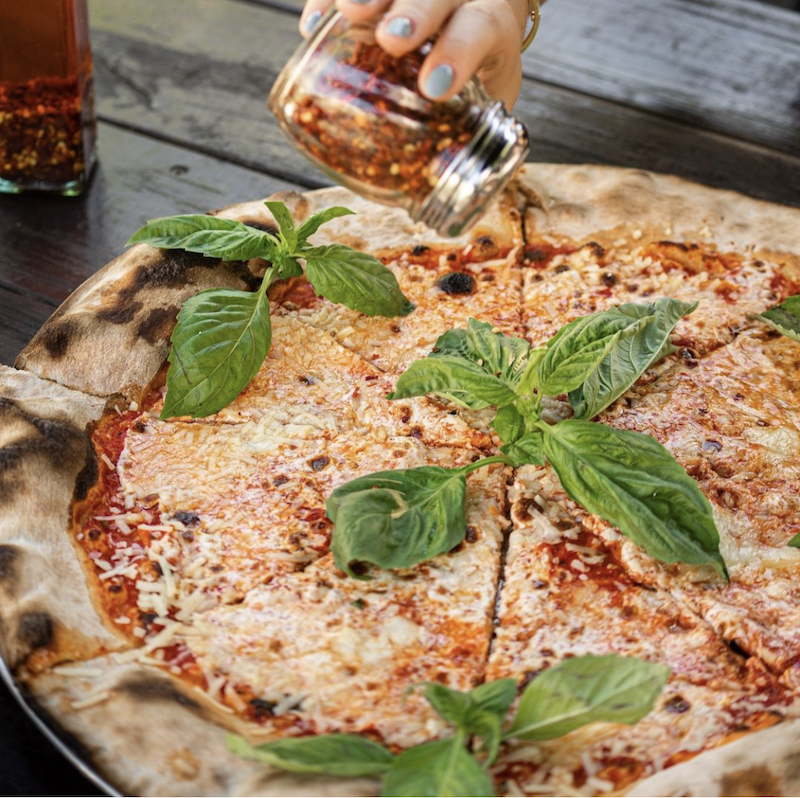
[298,0,528,109]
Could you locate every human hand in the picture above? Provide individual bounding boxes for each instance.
[298,0,529,109]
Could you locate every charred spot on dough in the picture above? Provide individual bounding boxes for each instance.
[0,545,20,589]
[73,437,98,501]
[37,316,82,360]
[136,305,181,345]
[96,300,144,326]
[16,611,54,650]
[436,271,476,295]
[721,765,781,797]
[118,675,201,711]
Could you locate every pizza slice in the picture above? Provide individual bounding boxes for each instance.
[486,463,794,797]
[592,325,800,685]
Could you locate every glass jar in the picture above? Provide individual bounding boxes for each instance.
[269,11,530,237]
[0,0,96,195]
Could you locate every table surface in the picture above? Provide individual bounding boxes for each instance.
[1,0,799,793]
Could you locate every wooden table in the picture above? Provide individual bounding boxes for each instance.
[0,0,798,793]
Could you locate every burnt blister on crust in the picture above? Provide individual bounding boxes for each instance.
[16,611,54,651]
[117,675,202,712]
[0,400,98,504]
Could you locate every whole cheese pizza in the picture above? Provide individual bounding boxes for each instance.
[2,163,800,797]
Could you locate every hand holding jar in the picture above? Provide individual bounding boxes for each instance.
[298,0,535,109]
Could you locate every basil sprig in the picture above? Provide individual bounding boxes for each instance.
[228,654,669,797]
[128,203,413,418]
[754,295,800,343]
[333,300,726,578]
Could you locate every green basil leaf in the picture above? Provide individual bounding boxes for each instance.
[296,206,355,247]
[755,295,800,342]
[541,420,727,578]
[788,533,800,548]
[127,215,278,262]
[536,306,656,397]
[327,466,468,578]
[516,348,546,396]
[432,319,531,390]
[390,358,518,410]
[500,432,545,467]
[273,253,304,280]
[492,405,525,445]
[420,683,473,727]
[161,287,271,419]
[264,200,298,252]
[381,739,495,798]
[226,732,393,777]
[469,679,517,718]
[508,654,670,741]
[569,298,697,419]
[304,245,414,317]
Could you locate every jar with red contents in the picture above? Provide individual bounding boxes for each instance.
[0,0,96,195]
[269,10,530,237]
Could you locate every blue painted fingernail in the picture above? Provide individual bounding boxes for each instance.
[424,64,454,99]
[304,10,322,31]
[385,16,414,38]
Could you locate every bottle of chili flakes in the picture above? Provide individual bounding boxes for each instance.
[269,11,530,237]
[0,0,96,195]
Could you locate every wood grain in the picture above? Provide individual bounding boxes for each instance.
[524,0,800,157]
[88,0,800,208]
[0,122,301,306]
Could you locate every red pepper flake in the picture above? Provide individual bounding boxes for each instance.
[0,75,91,188]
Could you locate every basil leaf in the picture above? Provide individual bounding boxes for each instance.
[273,253,304,280]
[541,420,727,578]
[788,533,800,547]
[420,683,473,727]
[500,432,545,467]
[264,200,298,252]
[381,739,495,798]
[390,358,518,410]
[492,405,525,445]
[328,466,468,578]
[508,654,670,741]
[432,319,531,390]
[127,215,278,261]
[296,206,355,247]
[469,679,517,718]
[755,295,800,342]
[161,286,271,419]
[536,306,655,397]
[304,245,414,317]
[226,732,393,777]
[569,298,697,419]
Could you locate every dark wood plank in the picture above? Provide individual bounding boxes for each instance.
[0,122,301,304]
[524,0,800,157]
[88,0,800,208]
[0,289,57,367]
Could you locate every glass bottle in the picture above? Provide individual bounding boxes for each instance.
[269,11,530,238]
[0,0,96,195]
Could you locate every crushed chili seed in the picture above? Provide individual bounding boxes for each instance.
[280,38,479,204]
[0,76,91,188]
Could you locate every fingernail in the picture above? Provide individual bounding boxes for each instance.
[385,16,413,38]
[424,64,454,99]
[304,10,322,32]
[348,0,372,4]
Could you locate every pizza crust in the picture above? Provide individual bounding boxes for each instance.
[0,367,124,670]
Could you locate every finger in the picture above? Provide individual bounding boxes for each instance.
[299,0,335,37]
[334,0,394,24]
[373,0,466,58]
[417,0,523,107]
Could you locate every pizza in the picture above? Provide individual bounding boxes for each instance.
[2,163,800,797]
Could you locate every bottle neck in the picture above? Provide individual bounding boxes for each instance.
[415,102,530,237]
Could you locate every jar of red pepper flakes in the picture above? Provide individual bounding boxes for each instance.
[269,10,531,237]
[0,0,96,195]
